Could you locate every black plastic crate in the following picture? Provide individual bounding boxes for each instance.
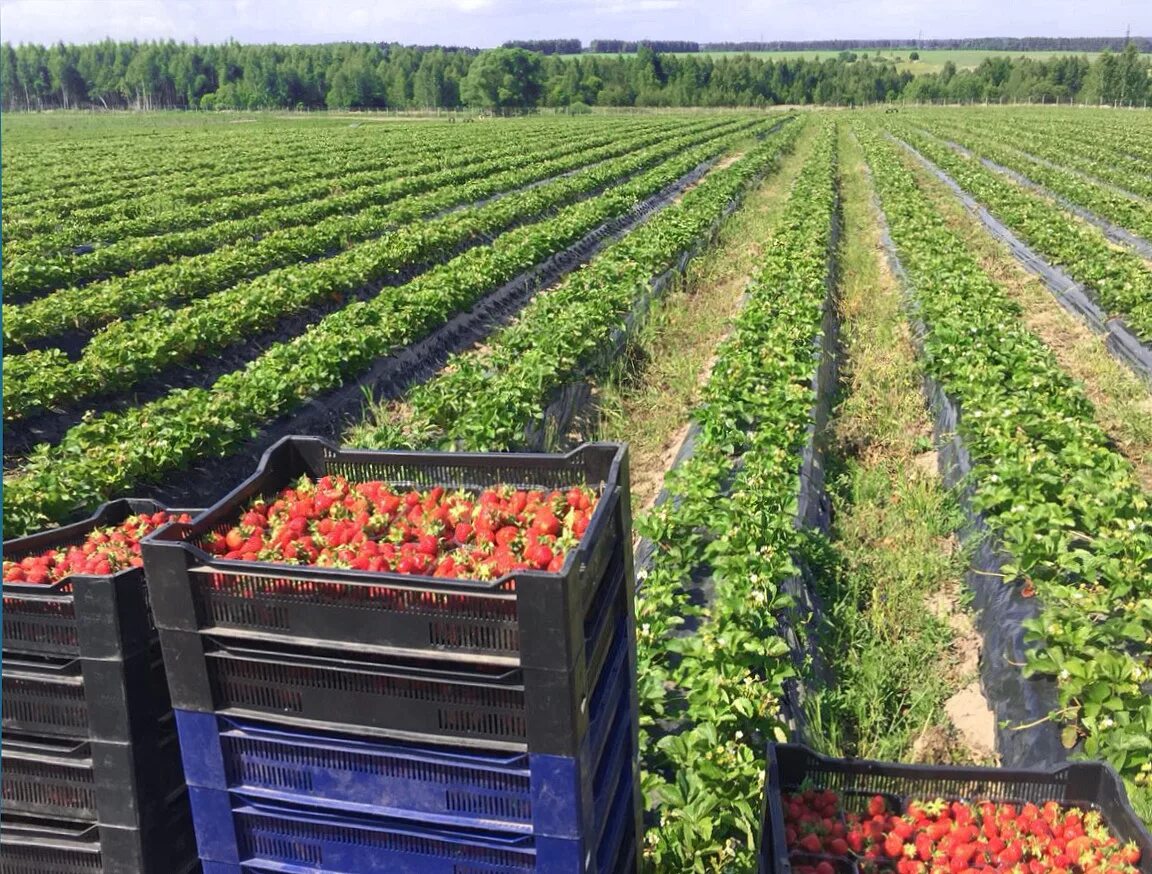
[1,644,172,742]
[1,722,186,827]
[3,499,198,659]
[174,612,635,837]
[0,793,197,874]
[760,743,1152,874]
[159,569,633,757]
[142,437,635,673]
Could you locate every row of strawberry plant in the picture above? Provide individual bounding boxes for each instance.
[350,118,807,452]
[2,122,348,201]
[912,118,1152,242]
[637,122,838,872]
[3,118,685,252]
[1,120,791,533]
[1,119,764,421]
[999,111,1152,166]
[909,111,1152,204]
[1,124,432,232]
[1,120,681,295]
[1,122,445,220]
[1,119,554,220]
[2,124,570,303]
[858,124,1152,819]
[4,118,671,244]
[3,117,733,343]
[889,123,1152,343]
[3,115,648,202]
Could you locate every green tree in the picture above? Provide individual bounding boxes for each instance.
[1117,41,1149,104]
[1084,48,1121,103]
[1,43,22,109]
[413,50,449,107]
[461,47,543,110]
[325,51,382,109]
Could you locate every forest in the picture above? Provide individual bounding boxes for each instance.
[1,39,1148,111]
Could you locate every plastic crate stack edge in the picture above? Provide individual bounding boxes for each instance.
[1,498,200,874]
[143,436,642,874]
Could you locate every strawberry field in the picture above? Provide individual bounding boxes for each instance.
[2,106,1151,871]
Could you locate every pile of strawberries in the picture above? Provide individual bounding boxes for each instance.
[202,474,600,579]
[3,512,192,585]
[783,788,1142,874]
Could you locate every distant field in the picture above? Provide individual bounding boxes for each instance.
[562,48,1130,73]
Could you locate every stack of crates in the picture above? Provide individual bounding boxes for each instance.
[1,499,199,874]
[142,436,642,874]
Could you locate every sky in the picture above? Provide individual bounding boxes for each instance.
[0,0,1148,47]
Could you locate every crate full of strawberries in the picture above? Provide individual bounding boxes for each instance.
[143,437,633,669]
[142,436,639,757]
[761,744,1152,874]
[3,500,196,658]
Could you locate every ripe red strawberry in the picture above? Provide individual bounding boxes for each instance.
[1000,841,1023,865]
[533,510,562,537]
[914,834,934,861]
[799,834,823,854]
[884,835,906,859]
[528,544,554,570]
[1117,843,1142,866]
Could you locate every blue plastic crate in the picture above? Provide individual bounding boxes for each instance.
[188,762,637,873]
[175,618,634,839]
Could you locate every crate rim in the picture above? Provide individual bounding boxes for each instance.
[144,435,627,592]
[0,815,100,841]
[2,656,84,681]
[1,735,92,763]
[211,712,532,770]
[225,790,539,848]
[769,742,1151,798]
[205,637,523,687]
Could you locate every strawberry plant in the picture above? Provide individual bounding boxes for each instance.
[1,118,698,291]
[1,118,595,234]
[2,119,759,420]
[857,123,1152,820]
[908,110,1152,200]
[889,125,1152,343]
[912,114,1152,226]
[354,119,807,453]
[3,120,792,534]
[3,117,740,343]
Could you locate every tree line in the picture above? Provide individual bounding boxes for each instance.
[506,36,1152,54]
[705,37,1152,52]
[2,40,1148,112]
